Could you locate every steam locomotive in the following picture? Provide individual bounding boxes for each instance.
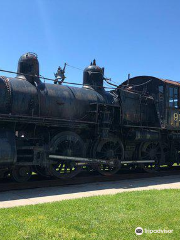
[0,52,179,182]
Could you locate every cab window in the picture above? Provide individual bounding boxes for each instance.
[168,86,178,108]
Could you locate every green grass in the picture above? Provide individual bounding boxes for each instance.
[0,190,180,240]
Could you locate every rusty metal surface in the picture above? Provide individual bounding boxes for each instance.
[121,75,180,87]
[161,78,180,86]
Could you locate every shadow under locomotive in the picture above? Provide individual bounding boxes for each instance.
[1,174,180,203]
[0,53,180,182]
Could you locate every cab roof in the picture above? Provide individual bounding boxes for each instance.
[121,76,180,87]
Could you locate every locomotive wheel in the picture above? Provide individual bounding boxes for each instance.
[93,137,124,176]
[139,141,164,173]
[49,131,85,179]
[11,166,32,182]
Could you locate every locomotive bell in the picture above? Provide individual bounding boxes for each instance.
[83,59,104,91]
[17,52,40,85]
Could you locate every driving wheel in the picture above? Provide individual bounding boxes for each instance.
[139,141,164,173]
[92,136,124,176]
[49,131,85,179]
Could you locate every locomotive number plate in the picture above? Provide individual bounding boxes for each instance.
[174,113,180,121]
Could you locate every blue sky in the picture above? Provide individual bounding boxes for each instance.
[0,0,180,86]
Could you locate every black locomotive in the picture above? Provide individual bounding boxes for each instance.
[0,52,179,182]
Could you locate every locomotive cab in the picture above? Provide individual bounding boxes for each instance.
[120,76,180,129]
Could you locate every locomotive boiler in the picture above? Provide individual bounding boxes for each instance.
[0,55,116,119]
[0,52,180,182]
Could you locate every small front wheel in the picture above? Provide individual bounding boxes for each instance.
[11,166,32,182]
